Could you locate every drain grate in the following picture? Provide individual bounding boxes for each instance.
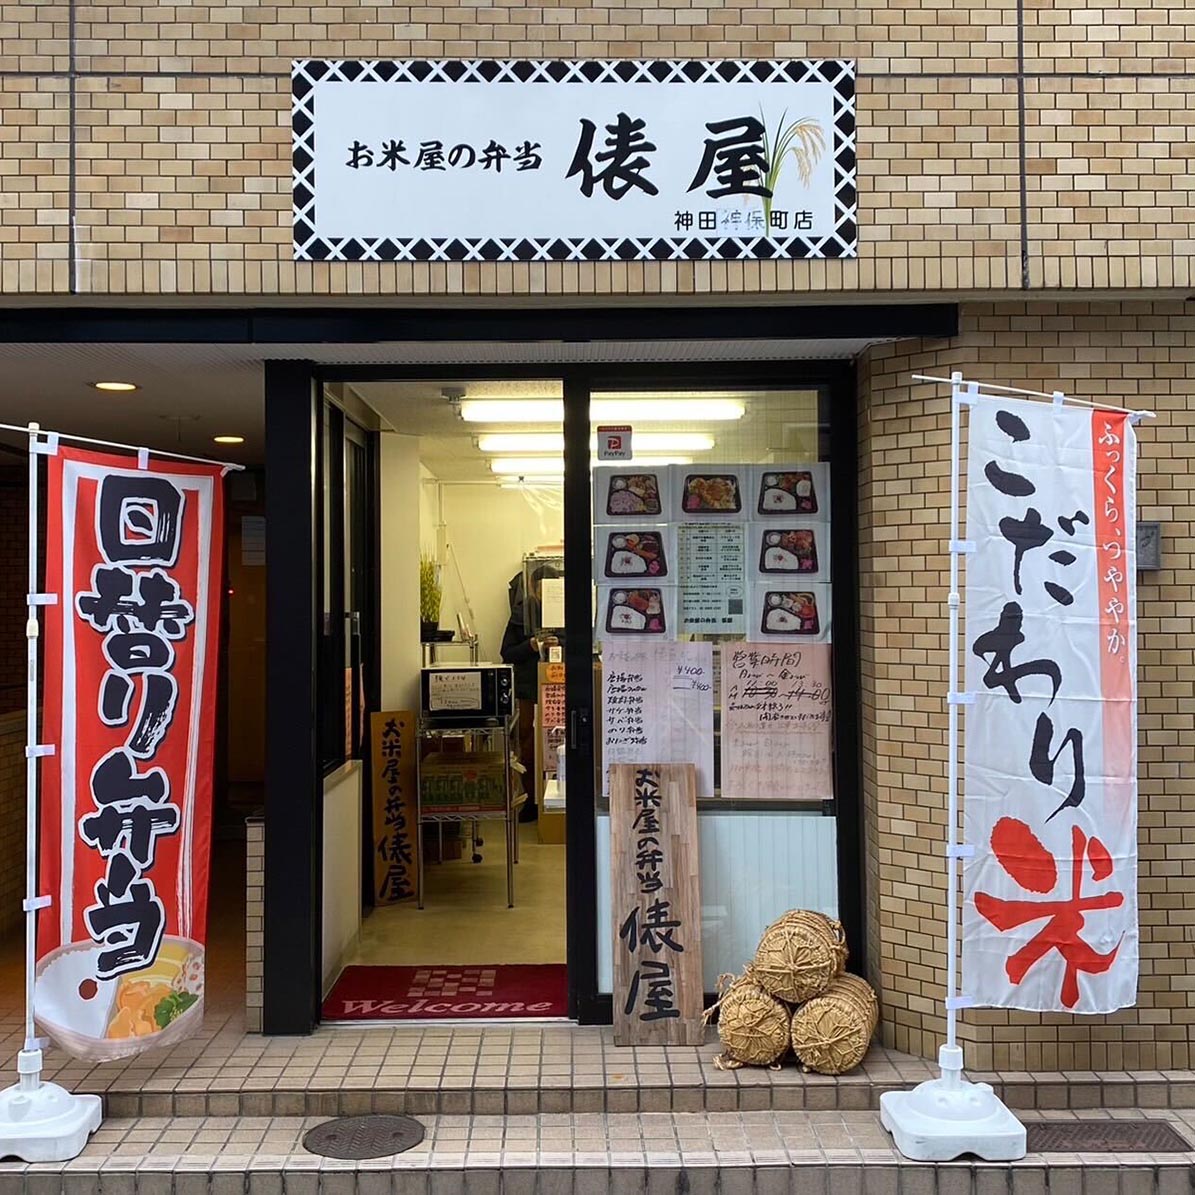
[303,1115,426,1159]
[1026,1120,1191,1154]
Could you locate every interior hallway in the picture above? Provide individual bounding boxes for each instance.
[349,820,566,966]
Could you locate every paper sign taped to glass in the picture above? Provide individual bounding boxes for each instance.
[35,448,225,1060]
[963,397,1138,1014]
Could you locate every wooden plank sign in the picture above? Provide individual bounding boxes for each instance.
[610,762,704,1046]
[369,711,418,903]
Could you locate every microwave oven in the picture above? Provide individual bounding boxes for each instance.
[420,664,515,720]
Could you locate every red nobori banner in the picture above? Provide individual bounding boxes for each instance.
[36,448,225,1060]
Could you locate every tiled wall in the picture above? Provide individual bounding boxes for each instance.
[246,817,263,1032]
[858,300,1195,1071]
[0,711,27,940]
[1,4,1193,295]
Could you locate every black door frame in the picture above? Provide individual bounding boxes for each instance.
[275,358,864,1031]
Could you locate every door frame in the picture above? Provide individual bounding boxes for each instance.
[290,358,862,1027]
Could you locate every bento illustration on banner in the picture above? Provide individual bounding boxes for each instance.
[963,396,1137,1014]
[36,448,225,1060]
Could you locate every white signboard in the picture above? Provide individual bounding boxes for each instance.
[293,59,857,262]
[601,640,715,798]
[963,395,1138,1014]
[427,669,483,712]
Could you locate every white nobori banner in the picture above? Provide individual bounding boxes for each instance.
[963,395,1138,1014]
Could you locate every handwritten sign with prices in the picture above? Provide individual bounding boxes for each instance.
[609,763,703,1046]
[370,712,418,904]
[601,641,714,799]
[721,643,833,800]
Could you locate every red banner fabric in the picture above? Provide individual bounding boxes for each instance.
[36,447,224,1061]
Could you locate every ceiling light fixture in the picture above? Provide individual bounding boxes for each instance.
[92,381,139,393]
[476,432,715,454]
[459,398,746,423]
[213,435,245,445]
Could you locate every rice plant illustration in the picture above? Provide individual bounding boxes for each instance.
[761,109,826,226]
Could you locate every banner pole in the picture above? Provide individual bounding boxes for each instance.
[945,372,962,1056]
[879,376,1026,1162]
[22,420,41,1080]
[0,424,102,1163]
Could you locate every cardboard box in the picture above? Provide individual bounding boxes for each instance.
[538,808,566,845]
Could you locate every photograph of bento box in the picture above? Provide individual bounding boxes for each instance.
[758,528,819,575]
[602,529,669,579]
[599,471,665,517]
[600,587,672,636]
[750,583,832,642]
[755,465,828,516]
[678,470,743,515]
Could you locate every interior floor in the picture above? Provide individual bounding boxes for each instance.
[348,821,566,966]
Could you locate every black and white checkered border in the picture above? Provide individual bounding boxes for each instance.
[292,59,857,263]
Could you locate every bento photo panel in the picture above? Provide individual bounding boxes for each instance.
[749,582,832,642]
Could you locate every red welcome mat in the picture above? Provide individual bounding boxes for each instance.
[322,964,568,1021]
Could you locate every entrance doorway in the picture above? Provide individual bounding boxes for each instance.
[319,379,571,1022]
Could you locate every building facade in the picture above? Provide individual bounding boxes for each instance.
[0,0,1192,1073]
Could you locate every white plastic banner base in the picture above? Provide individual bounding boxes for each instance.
[0,1049,102,1163]
[880,1046,1025,1162]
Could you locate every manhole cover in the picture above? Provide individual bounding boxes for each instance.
[1026,1120,1191,1154]
[303,1115,425,1159]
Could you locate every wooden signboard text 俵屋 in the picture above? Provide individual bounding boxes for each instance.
[610,762,703,1045]
[370,711,418,903]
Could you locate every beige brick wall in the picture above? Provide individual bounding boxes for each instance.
[0,2,1191,296]
[0,711,28,941]
[858,299,1195,1071]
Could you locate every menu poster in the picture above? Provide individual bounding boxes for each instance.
[678,522,747,635]
[597,584,678,641]
[751,523,831,582]
[752,463,832,521]
[749,581,833,643]
[594,468,672,523]
[674,465,750,521]
[721,644,833,801]
[601,640,715,798]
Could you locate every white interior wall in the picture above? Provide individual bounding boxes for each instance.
[437,484,564,663]
[322,762,362,995]
[379,433,423,709]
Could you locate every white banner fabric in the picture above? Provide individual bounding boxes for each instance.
[963,395,1138,1014]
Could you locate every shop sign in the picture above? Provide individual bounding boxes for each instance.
[370,711,418,904]
[963,397,1138,1013]
[609,762,704,1045]
[292,59,857,262]
[36,449,225,1060]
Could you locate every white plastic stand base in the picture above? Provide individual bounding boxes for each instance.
[880,1044,1026,1162]
[0,1050,103,1163]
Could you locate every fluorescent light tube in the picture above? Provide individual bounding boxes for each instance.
[459,398,745,423]
[476,432,715,454]
[490,455,692,475]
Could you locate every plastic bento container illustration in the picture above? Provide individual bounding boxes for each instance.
[758,470,818,514]
[759,528,818,574]
[604,530,668,579]
[35,936,205,1062]
[760,591,820,636]
[681,473,741,513]
[605,588,667,634]
[605,473,662,516]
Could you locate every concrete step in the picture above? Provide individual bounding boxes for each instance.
[92,1067,1195,1119]
[2,1110,1194,1193]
